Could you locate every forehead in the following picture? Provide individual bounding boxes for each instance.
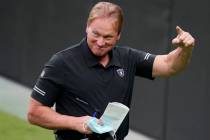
[88,17,118,35]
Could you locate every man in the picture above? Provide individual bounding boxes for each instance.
[27,1,195,140]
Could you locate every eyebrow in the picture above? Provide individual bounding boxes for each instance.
[92,30,114,38]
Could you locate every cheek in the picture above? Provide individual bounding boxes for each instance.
[89,36,97,43]
[88,38,96,46]
[106,40,117,47]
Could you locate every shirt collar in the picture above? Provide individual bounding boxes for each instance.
[80,37,122,68]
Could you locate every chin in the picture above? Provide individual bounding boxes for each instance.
[92,51,106,57]
[94,52,105,57]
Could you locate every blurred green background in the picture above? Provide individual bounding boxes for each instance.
[0,110,54,140]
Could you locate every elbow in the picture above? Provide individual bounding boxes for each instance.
[27,105,41,126]
[27,98,43,125]
[27,109,36,125]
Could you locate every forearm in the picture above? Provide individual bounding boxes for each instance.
[28,104,77,130]
[27,98,91,134]
[167,47,193,75]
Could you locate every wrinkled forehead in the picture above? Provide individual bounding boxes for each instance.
[87,17,119,35]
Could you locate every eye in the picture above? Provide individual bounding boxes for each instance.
[92,31,100,38]
[104,36,113,41]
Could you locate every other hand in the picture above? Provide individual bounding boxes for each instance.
[75,116,103,134]
[172,26,195,49]
[76,116,92,134]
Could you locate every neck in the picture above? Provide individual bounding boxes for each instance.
[99,54,110,67]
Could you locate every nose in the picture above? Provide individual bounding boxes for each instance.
[96,37,105,46]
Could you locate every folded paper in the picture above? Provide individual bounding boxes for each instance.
[87,102,129,134]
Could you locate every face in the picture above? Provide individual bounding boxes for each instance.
[86,17,120,57]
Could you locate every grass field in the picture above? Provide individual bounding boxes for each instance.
[0,110,54,140]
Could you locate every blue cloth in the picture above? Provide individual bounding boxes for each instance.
[87,117,113,134]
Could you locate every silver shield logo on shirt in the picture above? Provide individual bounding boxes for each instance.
[117,68,125,78]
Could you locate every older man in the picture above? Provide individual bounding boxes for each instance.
[27,2,195,140]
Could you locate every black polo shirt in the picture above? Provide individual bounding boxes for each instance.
[31,38,156,140]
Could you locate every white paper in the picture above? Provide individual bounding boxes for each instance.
[100,102,129,133]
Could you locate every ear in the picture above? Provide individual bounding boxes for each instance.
[86,24,89,34]
[117,33,121,40]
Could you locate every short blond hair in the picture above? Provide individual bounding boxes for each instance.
[87,2,123,34]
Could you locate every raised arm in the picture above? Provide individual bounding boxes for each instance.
[152,26,195,77]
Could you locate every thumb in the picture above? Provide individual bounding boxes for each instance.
[172,38,180,45]
[176,26,184,35]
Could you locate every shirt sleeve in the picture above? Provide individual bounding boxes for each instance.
[31,54,65,107]
[131,48,156,79]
